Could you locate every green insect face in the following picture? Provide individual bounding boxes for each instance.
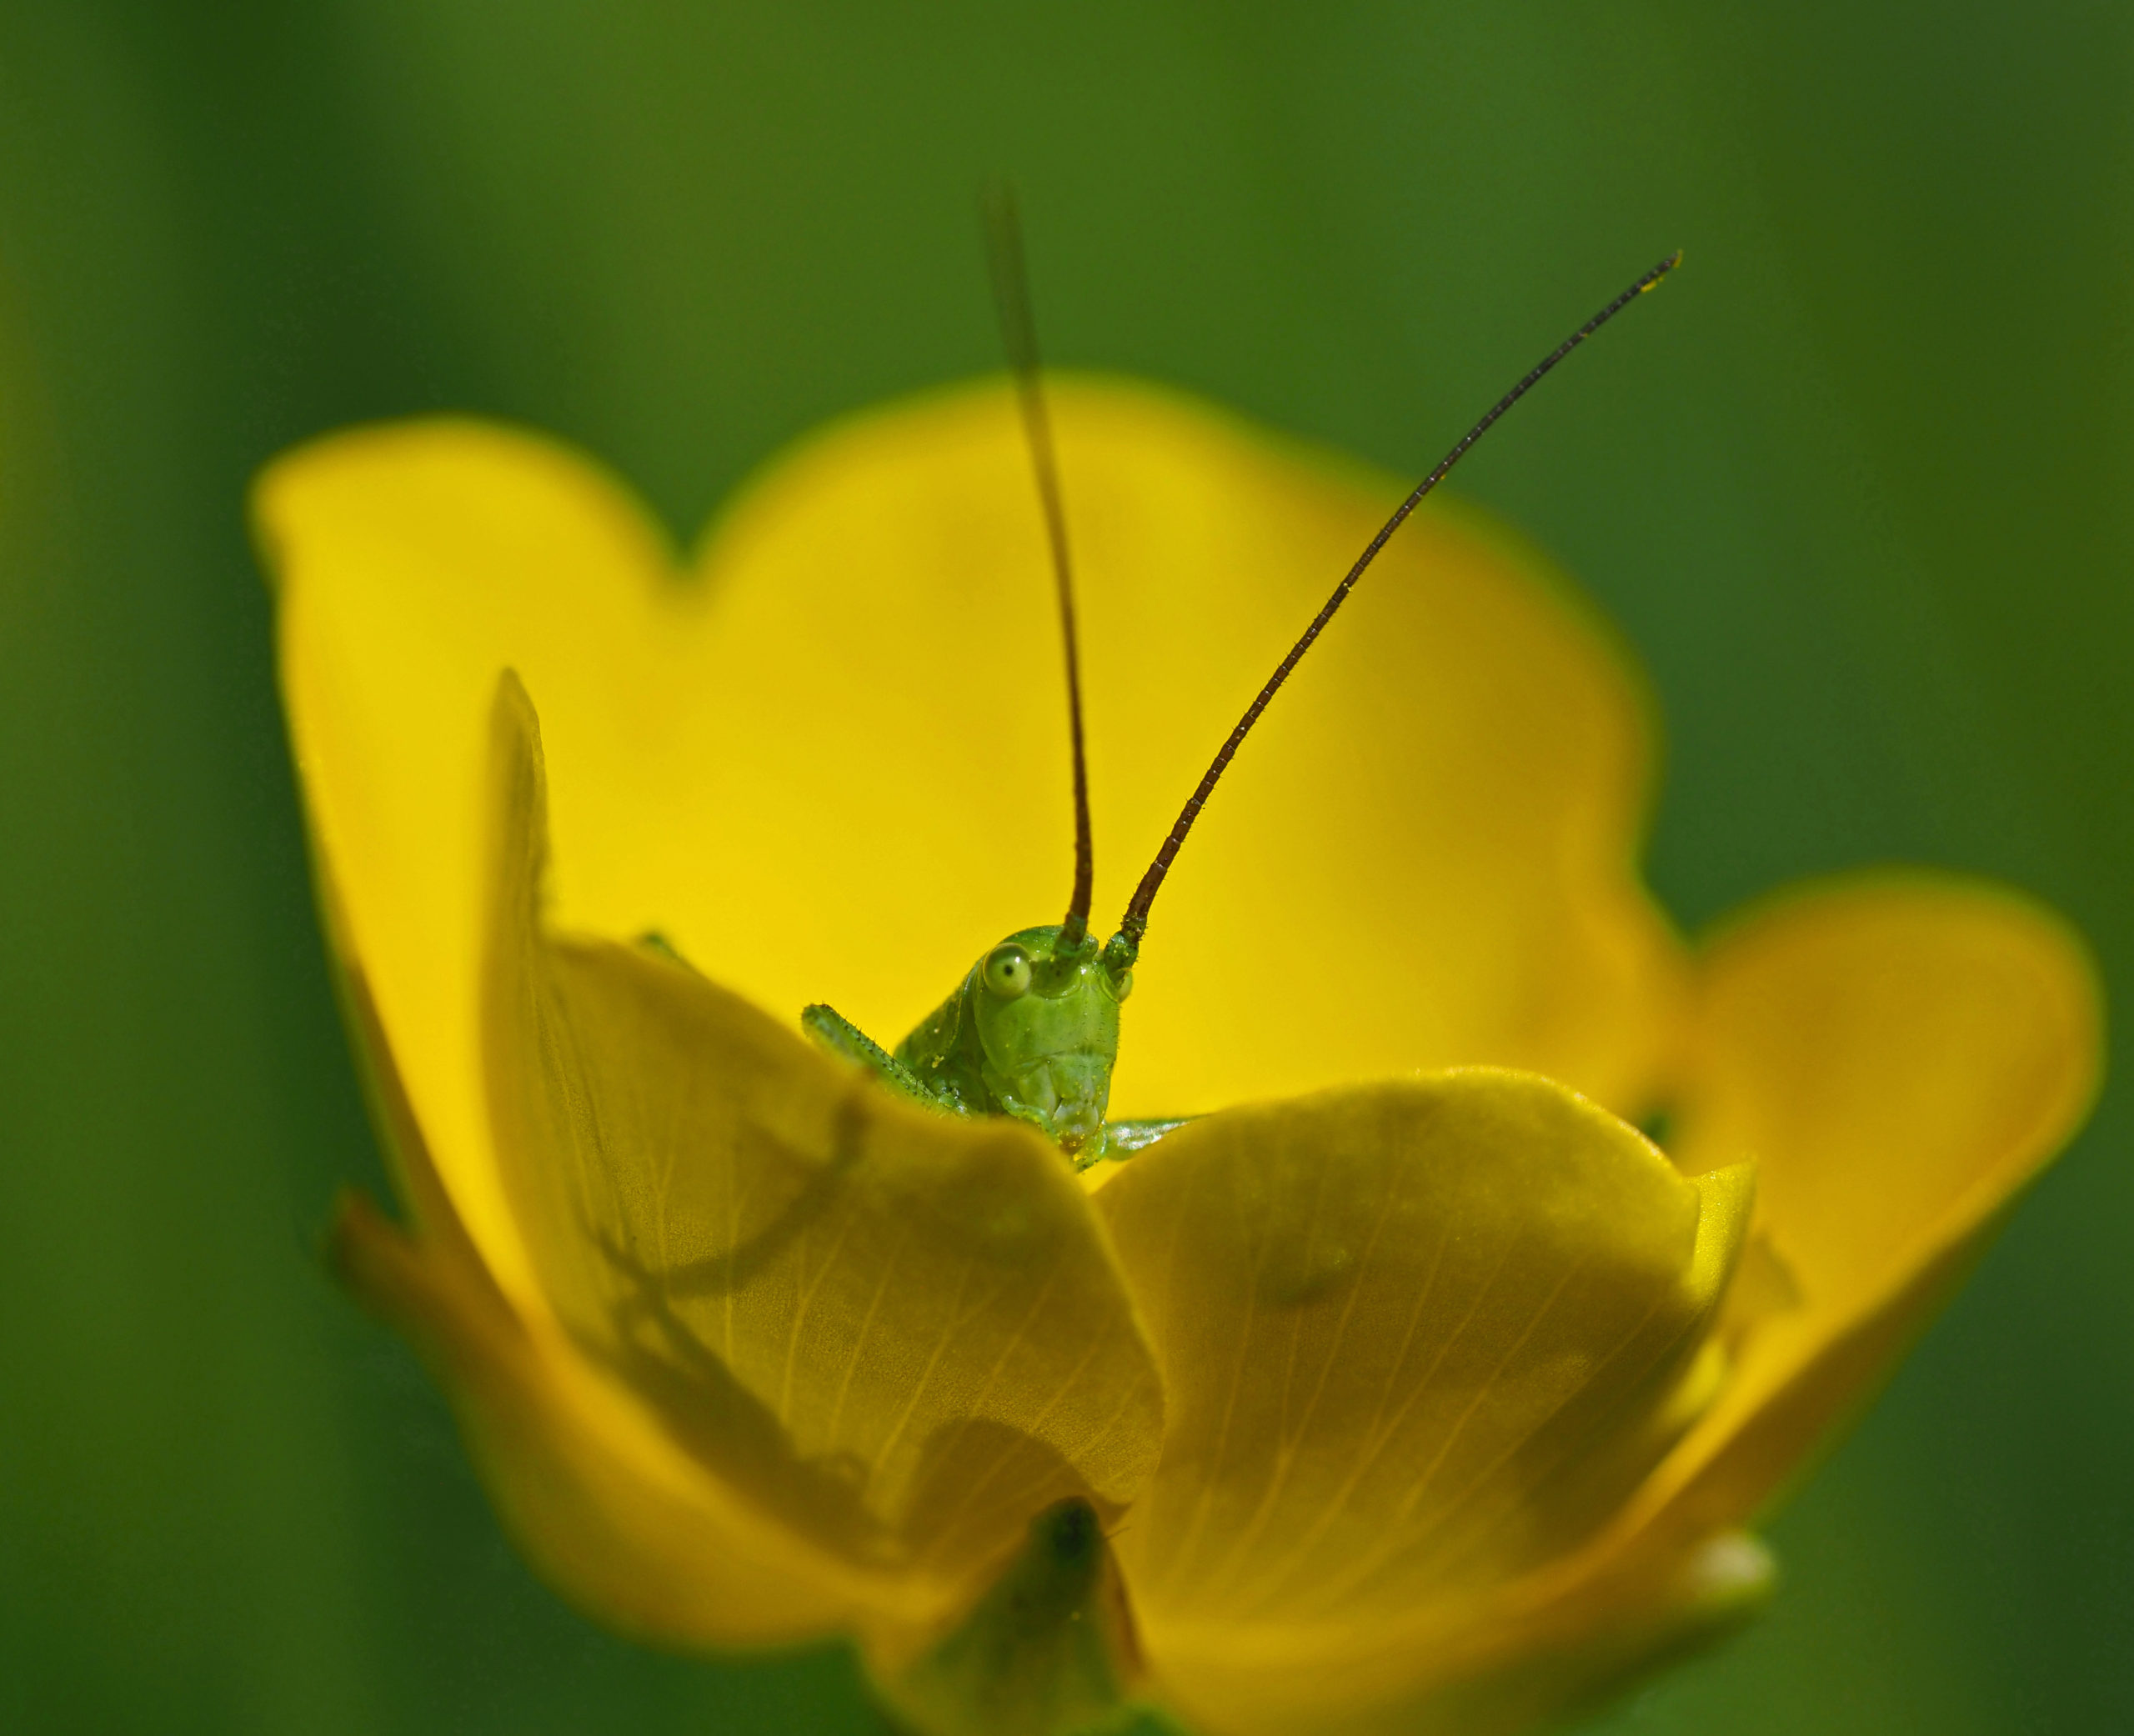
[829,226,1678,1164]
[967,924,1133,1151]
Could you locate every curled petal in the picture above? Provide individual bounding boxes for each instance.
[261,419,676,1307]
[328,973,862,1648]
[482,672,1165,1626]
[1092,1069,1751,1733]
[1304,1530,1776,1736]
[1592,872,2102,1558]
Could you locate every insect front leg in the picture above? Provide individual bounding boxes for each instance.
[1066,1116,1191,1171]
[1101,1118,1190,1156]
[803,1003,964,1113]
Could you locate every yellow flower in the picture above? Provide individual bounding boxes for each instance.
[256,378,2101,1736]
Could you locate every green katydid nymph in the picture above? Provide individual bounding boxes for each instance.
[802,191,1679,1168]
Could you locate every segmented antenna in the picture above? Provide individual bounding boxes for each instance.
[983,183,1097,950]
[1116,250,1682,953]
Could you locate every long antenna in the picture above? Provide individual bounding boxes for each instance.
[1116,249,1682,953]
[983,183,1097,950]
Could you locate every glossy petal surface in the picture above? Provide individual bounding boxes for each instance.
[265,419,676,1303]
[258,383,1684,1299]
[328,976,862,1648]
[1602,873,2101,1558]
[1092,1069,1751,1734]
[481,674,1164,1620]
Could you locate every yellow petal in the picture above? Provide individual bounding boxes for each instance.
[1280,1530,1774,1736]
[263,419,678,1306]
[1602,872,2101,1558]
[1090,1069,1751,1734]
[666,383,1686,1123]
[258,384,1686,1319]
[328,971,862,1649]
[482,672,1164,1617]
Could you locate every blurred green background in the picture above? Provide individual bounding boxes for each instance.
[1,3,2128,1732]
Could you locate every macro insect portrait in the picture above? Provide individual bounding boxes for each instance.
[252,196,2097,1736]
[7,14,2127,1736]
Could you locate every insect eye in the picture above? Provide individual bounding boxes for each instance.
[982,944,1033,999]
[1110,968,1134,1003]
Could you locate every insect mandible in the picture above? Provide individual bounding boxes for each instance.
[801,190,1677,1168]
